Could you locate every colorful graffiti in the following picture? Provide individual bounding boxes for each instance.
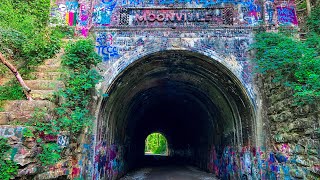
[65,1,79,26]
[77,2,91,37]
[96,32,119,61]
[50,0,299,34]
[132,8,225,27]
[277,6,298,26]
[0,126,25,139]
[35,161,69,179]
[95,29,256,103]
[93,0,117,26]
[93,142,124,180]
[207,144,317,180]
[51,1,78,26]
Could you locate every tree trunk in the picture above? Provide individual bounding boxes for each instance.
[306,0,311,16]
[0,52,32,100]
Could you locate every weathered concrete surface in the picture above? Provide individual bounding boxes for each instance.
[121,165,219,180]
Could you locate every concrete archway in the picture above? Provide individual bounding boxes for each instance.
[94,50,257,179]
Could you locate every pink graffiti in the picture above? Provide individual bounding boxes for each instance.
[39,131,57,142]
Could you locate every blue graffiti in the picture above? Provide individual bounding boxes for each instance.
[96,45,119,61]
[66,1,79,12]
[93,0,117,25]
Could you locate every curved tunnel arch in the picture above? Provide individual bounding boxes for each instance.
[95,50,257,178]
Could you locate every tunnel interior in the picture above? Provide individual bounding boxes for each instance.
[96,50,255,177]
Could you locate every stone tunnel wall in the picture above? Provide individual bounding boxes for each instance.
[257,75,320,179]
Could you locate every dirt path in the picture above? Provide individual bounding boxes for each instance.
[121,165,219,180]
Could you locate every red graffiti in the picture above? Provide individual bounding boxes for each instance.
[39,131,57,142]
[72,167,80,178]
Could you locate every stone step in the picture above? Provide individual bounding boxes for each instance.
[36,65,62,72]
[0,110,54,124]
[30,90,55,100]
[25,80,64,90]
[2,100,55,112]
[0,111,33,124]
[29,72,63,80]
[0,112,9,125]
[42,49,64,66]
[43,57,62,66]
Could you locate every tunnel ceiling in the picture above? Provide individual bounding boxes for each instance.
[97,50,255,169]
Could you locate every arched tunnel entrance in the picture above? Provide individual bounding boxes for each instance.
[95,50,256,179]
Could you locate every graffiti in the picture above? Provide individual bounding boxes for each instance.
[51,0,298,28]
[121,0,265,6]
[51,1,78,26]
[39,131,57,142]
[93,142,124,180]
[237,1,262,26]
[77,2,90,37]
[277,6,298,26]
[95,28,256,103]
[265,0,274,23]
[96,33,119,61]
[93,0,117,26]
[132,8,225,27]
[36,161,69,179]
[207,144,318,179]
[79,139,94,179]
[0,126,25,139]
[57,135,69,147]
[65,1,79,26]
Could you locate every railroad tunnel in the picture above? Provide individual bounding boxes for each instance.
[96,50,256,178]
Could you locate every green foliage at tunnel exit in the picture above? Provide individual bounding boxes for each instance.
[0,137,18,180]
[250,31,320,105]
[145,133,168,155]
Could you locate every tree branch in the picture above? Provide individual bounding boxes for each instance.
[0,52,32,100]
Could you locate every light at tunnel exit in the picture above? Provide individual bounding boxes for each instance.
[145,132,168,156]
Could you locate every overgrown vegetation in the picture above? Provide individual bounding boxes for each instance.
[295,0,319,31]
[251,28,320,105]
[0,0,67,109]
[25,39,102,165]
[38,143,61,166]
[0,137,18,180]
[0,80,25,111]
[145,133,168,155]
[0,0,61,76]
[56,39,102,134]
[306,3,320,35]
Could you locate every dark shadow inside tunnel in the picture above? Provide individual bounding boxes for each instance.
[96,50,255,178]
